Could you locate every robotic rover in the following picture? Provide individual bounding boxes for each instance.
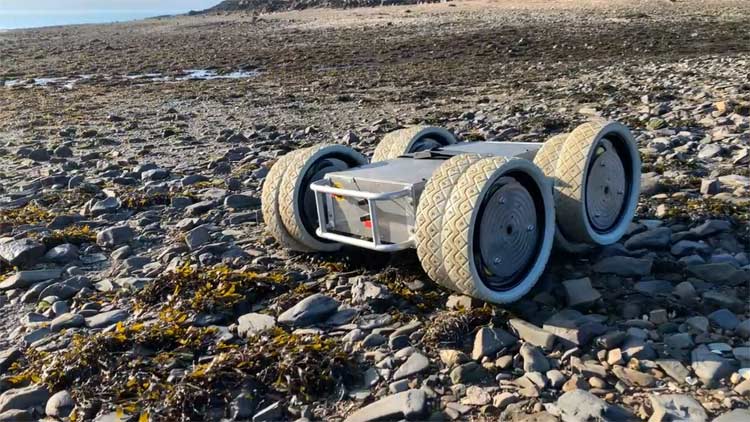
[261,120,641,304]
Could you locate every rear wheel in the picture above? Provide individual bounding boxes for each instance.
[533,133,594,254]
[278,144,368,252]
[440,157,555,304]
[554,120,641,245]
[261,150,313,252]
[371,126,457,162]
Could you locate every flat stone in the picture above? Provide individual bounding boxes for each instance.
[691,345,737,387]
[0,269,62,290]
[690,219,731,238]
[50,312,84,331]
[96,226,135,248]
[450,362,488,384]
[0,409,33,421]
[708,309,740,331]
[509,319,555,350]
[224,194,260,210]
[562,277,601,308]
[0,385,49,413]
[185,226,210,250]
[625,227,671,250]
[472,327,517,360]
[687,263,749,285]
[593,256,652,276]
[344,389,426,422]
[670,240,712,257]
[237,313,275,337]
[611,365,656,387]
[278,294,339,327]
[648,394,707,422]
[85,309,129,329]
[393,352,429,380]
[656,359,690,385]
[91,196,121,216]
[461,386,492,406]
[713,409,750,422]
[634,280,673,296]
[44,244,79,264]
[0,239,46,268]
[556,389,611,422]
[543,309,607,346]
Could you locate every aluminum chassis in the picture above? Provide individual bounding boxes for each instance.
[310,141,544,252]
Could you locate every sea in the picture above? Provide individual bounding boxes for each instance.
[0,9,191,30]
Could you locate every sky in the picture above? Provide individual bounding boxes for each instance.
[0,0,222,11]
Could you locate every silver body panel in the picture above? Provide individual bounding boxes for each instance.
[310,141,545,251]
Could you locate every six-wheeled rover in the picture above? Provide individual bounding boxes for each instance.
[261,119,641,304]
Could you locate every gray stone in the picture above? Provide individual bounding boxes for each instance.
[691,345,737,387]
[361,333,386,348]
[713,409,750,422]
[690,220,731,238]
[0,239,46,268]
[96,226,135,248]
[509,319,555,350]
[141,168,169,181]
[737,319,750,339]
[450,362,488,384]
[648,394,707,422]
[185,226,210,250]
[562,277,601,308]
[0,348,21,373]
[0,385,49,413]
[656,359,690,385]
[44,244,79,264]
[688,263,749,285]
[625,227,671,250]
[45,390,74,418]
[611,365,656,387]
[50,312,84,331]
[708,309,739,331]
[520,343,549,373]
[593,256,652,276]
[393,352,429,380]
[670,240,711,257]
[0,269,62,290]
[543,309,607,346]
[634,280,673,296]
[0,409,33,421]
[344,389,426,422]
[237,313,275,337]
[556,389,614,422]
[91,196,121,216]
[472,327,517,360]
[278,294,339,327]
[351,277,391,304]
[224,194,260,210]
[85,309,129,329]
[698,143,722,159]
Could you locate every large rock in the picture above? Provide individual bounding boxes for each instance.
[687,263,749,285]
[543,309,607,346]
[562,277,601,308]
[0,410,33,421]
[50,312,84,331]
[277,294,339,327]
[472,327,517,360]
[393,352,429,380]
[0,348,21,373]
[91,196,121,216]
[344,389,426,422]
[237,313,275,337]
[509,319,555,350]
[592,256,652,276]
[45,390,74,418]
[519,343,549,373]
[691,345,737,387]
[0,239,46,268]
[85,309,129,329]
[0,269,62,290]
[96,226,135,248]
[625,227,671,250]
[0,385,49,413]
[556,389,628,422]
[648,394,707,422]
[713,409,750,422]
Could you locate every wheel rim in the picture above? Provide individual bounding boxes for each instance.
[474,173,545,292]
[585,138,629,233]
[299,156,349,241]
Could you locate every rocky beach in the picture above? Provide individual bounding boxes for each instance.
[0,0,749,420]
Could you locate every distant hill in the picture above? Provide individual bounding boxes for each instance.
[206,0,441,13]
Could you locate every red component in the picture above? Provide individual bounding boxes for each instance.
[363,220,373,229]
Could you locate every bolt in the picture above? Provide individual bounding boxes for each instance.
[499,196,506,205]
[494,257,503,264]
[527,225,535,231]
